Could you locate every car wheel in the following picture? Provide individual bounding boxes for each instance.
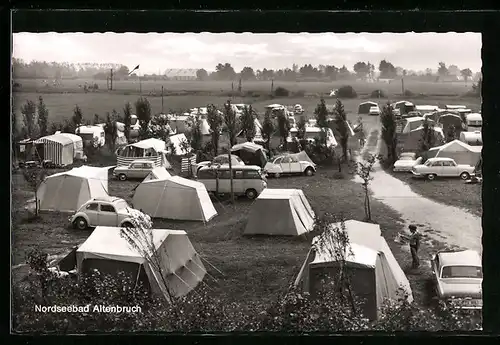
[460,172,470,180]
[274,173,281,178]
[304,167,315,176]
[118,174,127,181]
[74,217,88,230]
[121,222,134,228]
[245,189,258,200]
[426,174,436,181]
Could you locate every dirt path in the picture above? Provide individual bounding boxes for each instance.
[353,128,482,254]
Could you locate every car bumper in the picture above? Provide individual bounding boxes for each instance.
[411,171,423,177]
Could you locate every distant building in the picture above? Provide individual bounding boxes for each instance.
[164,69,198,81]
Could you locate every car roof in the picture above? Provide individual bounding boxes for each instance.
[427,157,455,162]
[199,164,261,171]
[437,250,481,267]
[88,196,124,203]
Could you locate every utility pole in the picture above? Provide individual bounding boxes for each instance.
[110,68,113,90]
[161,86,164,113]
[226,101,235,203]
[271,79,274,95]
[401,77,405,95]
[228,147,234,204]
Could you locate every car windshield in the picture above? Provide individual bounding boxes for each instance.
[441,265,482,278]
[424,160,433,166]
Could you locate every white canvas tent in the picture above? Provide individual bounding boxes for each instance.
[36,166,109,212]
[358,101,378,114]
[294,220,413,321]
[143,166,171,182]
[427,140,482,166]
[34,134,75,166]
[244,189,315,236]
[57,133,85,158]
[133,175,217,222]
[76,226,206,301]
[168,133,191,156]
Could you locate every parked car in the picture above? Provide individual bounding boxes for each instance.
[411,157,475,181]
[369,106,381,116]
[196,154,245,175]
[69,197,147,230]
[264,154,316,178]
[393,156,423,173]
[113,160,156,181]
[430,250,482,310]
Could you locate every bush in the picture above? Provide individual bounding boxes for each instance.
[274,87,290,97]
[292,90,306,97]
[404,89,414,97]
[336,85,357,98]
[370,89,386,98]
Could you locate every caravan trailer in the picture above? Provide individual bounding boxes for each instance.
[76,125,105,147]
[465,113,482,132]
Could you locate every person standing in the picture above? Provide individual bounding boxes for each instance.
[408,225,421,269]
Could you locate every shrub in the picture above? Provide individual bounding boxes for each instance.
[336,85,357,98]
[274,87,290,97]
[370,89,386,98]
[292,90,306,97]
[404,89,414,97]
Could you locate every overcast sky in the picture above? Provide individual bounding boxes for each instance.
[12,32,482,74]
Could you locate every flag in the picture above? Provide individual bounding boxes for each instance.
[129,65,140,75]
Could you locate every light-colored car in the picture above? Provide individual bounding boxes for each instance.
[411,157,475,181]
[69,197,147,230]
[196,154,245,175]
[431,250,482,310]
[369,106,381,116]
[393,156,423,172]
[264,154,316,178]
[113,160,156,181]
[294,104,304,114]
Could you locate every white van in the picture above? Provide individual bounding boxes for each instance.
[76,125,105,147]
[196,165,267,200]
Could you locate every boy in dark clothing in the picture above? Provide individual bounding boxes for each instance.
[408,225,420,268]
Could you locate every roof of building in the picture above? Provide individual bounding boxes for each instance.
[164,69,198,77]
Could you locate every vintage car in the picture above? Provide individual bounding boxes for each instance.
[393,155,423,173]
[369,106,381,116]
[112,160,156,181]
[69,196,148,230]
[411,157,475,181]
[264,154,316,178]
[196,154,245,174]
[430,250,482,310]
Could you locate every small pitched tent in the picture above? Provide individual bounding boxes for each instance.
[34,134,74,166]
[133,175,217,222]
[37,166,109,212]
[295,220,413,321]
[143,166,171,182]
[231,142,268,168]
[426,140,482,166]
[244,189,315,236]
[358,101,378,114]
[76,227,206,300]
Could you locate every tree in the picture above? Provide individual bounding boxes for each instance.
[438,62,449,77]
[448,65,460,76]
[22,168,47,216]
[355,153,378,221]
[214,63,237,80]
[338,65,351,80]
[206,104,223,156]
[378,60,397,79]
[314,98,329,129]
[296,115,307,149]
[123,102,132,142]
[135,97,152,140]
[380,103,398,166]
[223,100,238,147]
[240,106,256,142]
[460,68,473,85]
[324,65,339,81]
[21,100,39,139]
[37,96,49,137]
[446,125,457,143]
[93,114,100,125]
[334,99,349,162]
[240,67,256,81]
[190,117,203,152]
[276,109,291,151]
[353,62,370,79]
[262,109,275,152]
[196,69,209,81]
[117,65,130,77]
[418,118,436,154]
[72,105,84,134]
[104,112,118,151]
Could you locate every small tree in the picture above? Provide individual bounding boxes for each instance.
[135,97,152,140]
[262,109,275,152]
[49,122,60,135]
[104,112,117,151]
[72,105,84,134]
[37,96,49,137]
[21,100,39,139]
[223,100,238,147]
[355,153,378,222]
[93,114,100,125]
[334,99,349,161]
[277,109,291,151]
[380,103,398,165]
[123,102,133,142]
[240,106,256,142]
[446,125,457,143]
[296,115,307,150]
[190,117,203,153]
[418,118,436,155]
[22,167,47,216]
[314,98,329,128]
[206,104,223,156]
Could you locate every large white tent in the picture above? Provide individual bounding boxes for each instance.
[133,175,217,222]
[427,139,482,166]
[244,189,315,236]
[36,166,110,212]
[76,226,206,300]
[294,220,413,321]
[142,166,171,182]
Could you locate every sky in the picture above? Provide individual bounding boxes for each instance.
[12,32,482,74]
